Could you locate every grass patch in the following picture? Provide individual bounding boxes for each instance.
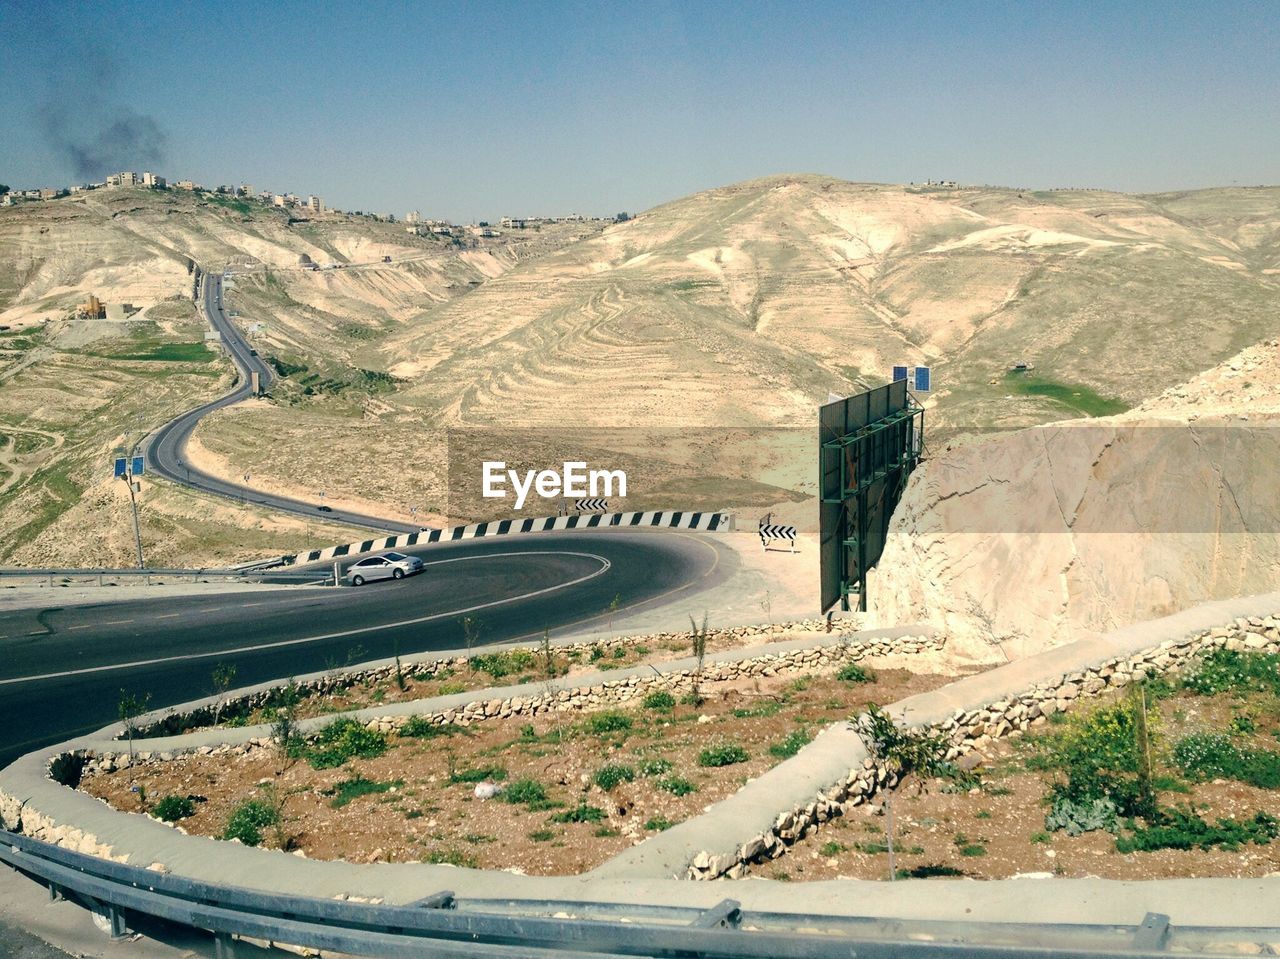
[326,776,402,809]
[639,757,674,777]
[303,718,388,769]
[1003,371,1127,417]
[658,776,697,796]
[400,718,466,739]
[584,712,632,735]
[152,795,195,822]
[1182,648,1280,697]
[550,802,606,824]
[697,743,749,767]
[222,799,279,846]
[448,764,507,784]
[1116,807,1279,853]
[1173,733,1280,789]
[592,764,636,791]
[502,778,557,809]
[643,690,676,712]
[836,662,873,684]
[768,729,811,759]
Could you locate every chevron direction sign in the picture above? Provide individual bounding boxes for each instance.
[759,522,797,552]
[574,498,609,512]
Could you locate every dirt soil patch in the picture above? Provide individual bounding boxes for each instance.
[756,678,1280,882]
[82,665,962,875]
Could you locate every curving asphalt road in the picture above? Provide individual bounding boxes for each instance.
[145,271,416,534]
[0,527,733,769]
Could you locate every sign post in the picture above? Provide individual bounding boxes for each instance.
[114,453,146,568]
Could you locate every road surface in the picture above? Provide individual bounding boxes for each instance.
[145,271,416,534]
[0,528,731,769]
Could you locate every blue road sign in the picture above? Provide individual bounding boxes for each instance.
[114,458,127,478]
[914,366,932,392]
[892,365,908,382]
[132,456,145,476]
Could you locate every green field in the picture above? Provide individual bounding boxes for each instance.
[1003,371,1129,418]
[91,342,216,362]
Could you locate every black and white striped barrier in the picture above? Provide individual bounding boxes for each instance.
[759,522,797,552]
[574,498,609,512]
[281,510,734,567]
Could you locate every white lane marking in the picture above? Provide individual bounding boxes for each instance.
[69,625,92,630]
[155,613,181,619]
[102,620,134,626]
[0,551,611,686]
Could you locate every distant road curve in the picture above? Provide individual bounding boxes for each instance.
[146,271,416,534]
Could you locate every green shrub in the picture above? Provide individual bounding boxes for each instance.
[819,841,847,856]
[222,799,279,846]
[592,764,636,791]
[644,816,675,831]
[400,717,465,739]
[697,743,749,767]
[1044,796,1118,836]
[1182,648,1280,697]
[768,729,811,759]
[305,718,387,769]
[836,663,873,684]
[503,778,554,808]
[643,690,676,711]
[584,711,632,734]
[658,775,697,796]
[469,649,535,679]
[1116,807,1279,853]
[958,844,987,857]
[528,829,555,842]
[1173,733,1280,789]
[897,864,967,879]
[327,776,402,809]
[639,757,674,777]
[1036,694,1157,818]
[152,795,195,822]
[551,802,606,823]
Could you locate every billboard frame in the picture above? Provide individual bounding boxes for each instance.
[819,380,924,613]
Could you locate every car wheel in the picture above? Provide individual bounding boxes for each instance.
[352,574,365,586]
[393,568,404,580]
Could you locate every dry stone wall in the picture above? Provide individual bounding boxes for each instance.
[686,613,1280,881]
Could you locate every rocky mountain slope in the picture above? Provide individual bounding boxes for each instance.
[868,340,1280,662]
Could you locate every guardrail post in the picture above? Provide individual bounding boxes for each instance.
[333,562,340,587]
[214,931,237,959]
[106,903,128,939]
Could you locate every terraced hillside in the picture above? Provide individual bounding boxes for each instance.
[0,188,598,564]
[2,176,1278,566]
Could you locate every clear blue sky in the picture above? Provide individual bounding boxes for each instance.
[2,0,1276,220]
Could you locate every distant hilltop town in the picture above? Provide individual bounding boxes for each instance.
[0,171,633,230]
[1,170,326,213]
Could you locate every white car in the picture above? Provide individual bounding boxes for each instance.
[344,551,424,586]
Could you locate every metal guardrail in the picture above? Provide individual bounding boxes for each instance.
[0,567,331,587]
[2,829,1273,958]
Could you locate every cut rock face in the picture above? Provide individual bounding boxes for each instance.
[869,346,1280,660]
